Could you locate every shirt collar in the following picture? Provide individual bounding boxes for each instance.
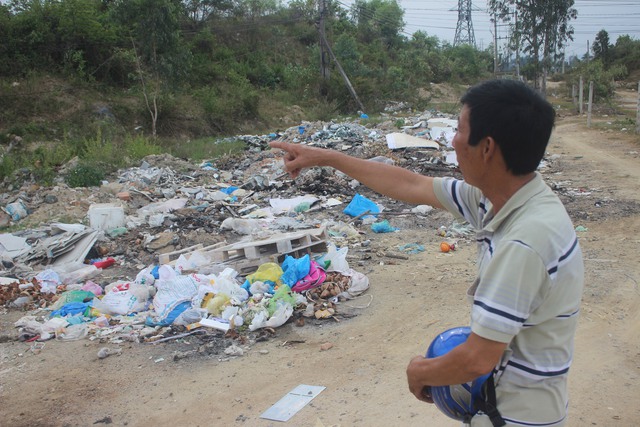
[483,172,547,233]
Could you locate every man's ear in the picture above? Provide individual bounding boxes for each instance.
[482,136,498,161]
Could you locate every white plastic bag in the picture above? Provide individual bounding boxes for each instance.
[135,265,156,286]
[318,243,349,272]
[248,301,293,331]
[99,286,149,315]
[153,274,199,319]
[34,269,61,293]
[174,250,211,273]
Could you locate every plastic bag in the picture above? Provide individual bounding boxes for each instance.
[50,301,91,318]
[343,194,380,218]
[221,306,244,327]
[146,300,191,326]
[135,265,156,285]
[249,281,274,296]
[56,323,88,341]
[99,284,150,315]
[316,243,349,272]
[34,269,61,294]
[246,262,283,285]
[266,285,298,316]
[190,270,247,312]
[4,199,28,221]
[59,265,99,285]
[153,274,199,319]
[174,250,211,273]
[281,255,311,287]
[371,219,398,233]
[208,272,248,302]
[49,290,96,311]
[173,308,207,326]
[82,281,103,296]
[291,260,326,293]
[220,217,263,235]
[248,301,293,331]
[206,293,231,316]
[343,269,370,298]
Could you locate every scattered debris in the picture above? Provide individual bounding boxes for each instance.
[1,110,611,364]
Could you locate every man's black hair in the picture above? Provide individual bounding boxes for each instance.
[460,79,556,175]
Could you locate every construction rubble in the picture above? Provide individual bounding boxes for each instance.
[0,110,470,359]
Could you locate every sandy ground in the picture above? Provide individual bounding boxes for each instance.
[1,103,640,427]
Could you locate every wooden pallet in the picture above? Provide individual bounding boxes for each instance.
[158,242,227,266]
[213,227,328,275]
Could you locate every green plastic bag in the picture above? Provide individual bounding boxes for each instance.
[50,290,96,311]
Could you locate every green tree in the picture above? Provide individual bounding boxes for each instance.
[352,0,405,49]
[57,0,117,79]
[111,0,191,136]
[443,44,492,83]
[592,29,610,66]
[182,0,234,26]
[489,0,577,93]
[0,5,12,74]
[568,59,627,102]
[610,35,640,72]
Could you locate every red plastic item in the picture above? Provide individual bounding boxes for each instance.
[92,257,116,269]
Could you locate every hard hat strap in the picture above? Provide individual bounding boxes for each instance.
[474,375,506,427]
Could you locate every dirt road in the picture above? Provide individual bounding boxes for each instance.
[1,112,639,427]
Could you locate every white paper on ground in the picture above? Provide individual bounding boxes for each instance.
[198,317,230,332]
[269,195,319,214]
[385,132,440,150]
[260,384,326,422]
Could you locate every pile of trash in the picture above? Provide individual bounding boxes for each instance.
[0,110,462,354]
[5,241,369,344]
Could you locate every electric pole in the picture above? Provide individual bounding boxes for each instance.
[515,11,520,79]
[316,0,365,112]
[493,17,498,75]
[319,0,330,81]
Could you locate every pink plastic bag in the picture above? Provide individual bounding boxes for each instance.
[292,260,326,293]
[81,280,103,296]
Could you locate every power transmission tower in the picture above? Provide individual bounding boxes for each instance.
[453,0,476,47]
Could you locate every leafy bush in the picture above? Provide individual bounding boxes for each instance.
[169,137,245,162]
[125,135,163,160]
[568,60,628,102]
[65,163,105,188]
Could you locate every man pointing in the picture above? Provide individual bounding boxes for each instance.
[270,79,584,426]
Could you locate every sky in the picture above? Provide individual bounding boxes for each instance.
[336,0,640,59]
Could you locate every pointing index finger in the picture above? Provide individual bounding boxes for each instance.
[269,141,288,151]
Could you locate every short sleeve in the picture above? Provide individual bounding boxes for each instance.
[470,240,549,343]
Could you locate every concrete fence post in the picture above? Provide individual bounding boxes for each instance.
[636,81,640,134]
[579,76,584,114]
[587,81,594,128]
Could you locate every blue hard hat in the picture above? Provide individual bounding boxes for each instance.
[425,326,492,422]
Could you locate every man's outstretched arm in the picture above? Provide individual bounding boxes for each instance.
[269,141,444,209]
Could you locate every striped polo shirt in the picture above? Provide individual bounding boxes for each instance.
[433,173,584,427]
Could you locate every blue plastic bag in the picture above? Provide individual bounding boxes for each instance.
[145,300,191,326]
[50,302,92,318]
[220,186,239,195]
[371,220,398,233]
[343,194,380,218]
[280,254,311,287]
